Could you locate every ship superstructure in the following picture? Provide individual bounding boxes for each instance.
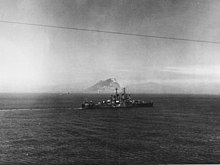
[82,88,153,109]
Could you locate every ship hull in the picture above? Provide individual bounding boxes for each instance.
[81,102,153,109]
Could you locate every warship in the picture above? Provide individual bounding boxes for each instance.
[81,88,153,109]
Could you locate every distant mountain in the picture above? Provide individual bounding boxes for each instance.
[87,78,121,93]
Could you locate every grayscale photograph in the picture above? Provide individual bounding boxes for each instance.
[0,0,220,164]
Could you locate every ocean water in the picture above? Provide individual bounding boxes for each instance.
[0,93,220,164]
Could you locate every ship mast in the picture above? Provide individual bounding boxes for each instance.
[115,88,118,100]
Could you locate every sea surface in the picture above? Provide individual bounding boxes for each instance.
[0,93,220,164]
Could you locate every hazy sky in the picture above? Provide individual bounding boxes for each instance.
[0,0,220,92]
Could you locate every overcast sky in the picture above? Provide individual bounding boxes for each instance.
[0,0,220,92]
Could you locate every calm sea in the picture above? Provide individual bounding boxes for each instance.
[0,93,220,164]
